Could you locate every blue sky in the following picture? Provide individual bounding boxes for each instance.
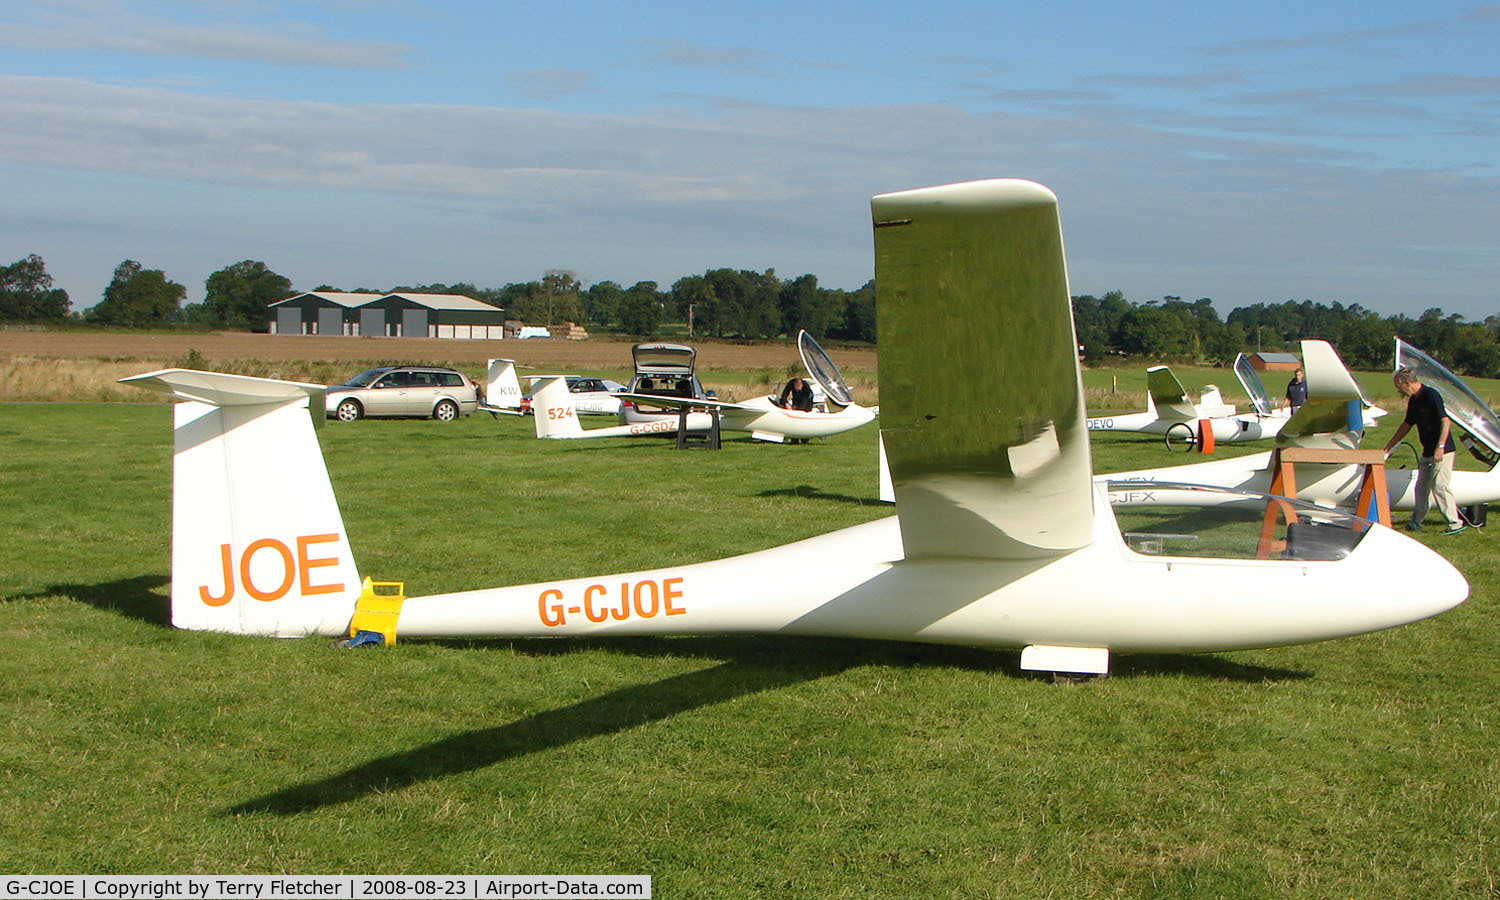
[2,0,1497,319]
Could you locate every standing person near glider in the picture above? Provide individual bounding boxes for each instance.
[1385,367,1464,534]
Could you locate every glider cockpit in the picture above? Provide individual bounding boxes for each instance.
[1108,480,1372,562]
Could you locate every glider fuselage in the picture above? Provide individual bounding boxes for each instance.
[1107,450,1500,510]
[1086,411,1287,442]
[394,484,1461,653]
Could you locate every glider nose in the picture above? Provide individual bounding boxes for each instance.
[1417,548,1469,619]
[1348,524,1468,632]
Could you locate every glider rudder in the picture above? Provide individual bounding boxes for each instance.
[122,369,361,637]
[532,375,586,438]
[480,358,524,415]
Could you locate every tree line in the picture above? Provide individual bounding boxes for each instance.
[1072,291,1500,377]
[485,269,877,344]
[0,254,879,344]
[4,252,1498,376]
[0,255,291,331]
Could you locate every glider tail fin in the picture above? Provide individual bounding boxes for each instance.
[531,375,586,438]
[121,369,361,637]
[1146,366,1196,421]
[480,358,524,414]
[1276,340,1367,448]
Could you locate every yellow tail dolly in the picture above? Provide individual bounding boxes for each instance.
[348,577,406,646]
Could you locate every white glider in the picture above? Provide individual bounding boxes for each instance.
[1085,367,1255,444]
[479,360,629,418]
[531,331,878,443]
[1085,350,1386,450]
[1107,339,1500,510]
[124,178,1465,677]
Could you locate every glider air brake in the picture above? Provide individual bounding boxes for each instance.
[125,179,1465,677]
[529,331,878,443]
[1108,337,1500,511]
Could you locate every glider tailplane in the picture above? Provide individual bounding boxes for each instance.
[532,375,586,438]
[120,369,361,637]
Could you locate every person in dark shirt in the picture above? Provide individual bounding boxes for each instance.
[778,377,814,412]
[1384,367,1463,534]
[1284,368,1307,412]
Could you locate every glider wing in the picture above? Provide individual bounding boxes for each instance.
[872,179,1094,561]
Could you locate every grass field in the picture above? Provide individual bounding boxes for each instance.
[0,332,879,407]
[2,366,1499,896]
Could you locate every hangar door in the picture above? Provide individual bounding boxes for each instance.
[317,307,343,336]
[360,308,385,337]
[402,308,429,338]
[276,307,301,335]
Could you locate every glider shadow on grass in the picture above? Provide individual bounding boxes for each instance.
[227,645,855,816]
[12,574,170,626]
[758,484,885,506]
[224,635,1303,817]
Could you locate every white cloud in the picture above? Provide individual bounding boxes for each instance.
[0,74,1495,318]
[0,5,414,69]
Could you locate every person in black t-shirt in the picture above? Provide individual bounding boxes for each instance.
[1284,367,1307,412]
[778,377,814,412]
[777,377,816,444]
[1384,367,1463,533]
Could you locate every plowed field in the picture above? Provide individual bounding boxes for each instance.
[0,330,876,371]
[0,329,878,403]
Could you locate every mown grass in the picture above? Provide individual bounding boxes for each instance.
[1,402,1497,897]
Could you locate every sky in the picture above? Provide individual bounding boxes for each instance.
[1,0,1497,320]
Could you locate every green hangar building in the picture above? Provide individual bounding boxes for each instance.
[270,292,506,339]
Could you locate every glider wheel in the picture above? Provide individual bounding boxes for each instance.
[1164,422,1197,452]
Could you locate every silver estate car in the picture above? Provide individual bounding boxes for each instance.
[326,366,478,422]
